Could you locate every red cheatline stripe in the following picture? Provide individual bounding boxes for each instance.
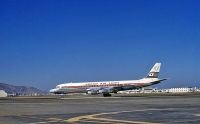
[62,83,145,88]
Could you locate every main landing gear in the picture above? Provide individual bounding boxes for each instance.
[103,93,112,97]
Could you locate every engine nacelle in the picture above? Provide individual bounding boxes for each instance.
[98,89,111,94]
[87,90,98,95]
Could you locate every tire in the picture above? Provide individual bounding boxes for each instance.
[103,93,112,97]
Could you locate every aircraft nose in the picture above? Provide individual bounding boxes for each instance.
[49,88,57,93]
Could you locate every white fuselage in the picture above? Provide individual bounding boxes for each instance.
[50,78,161,94]
[50,63,166,95]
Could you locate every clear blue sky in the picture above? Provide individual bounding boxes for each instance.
[0,0,199,90]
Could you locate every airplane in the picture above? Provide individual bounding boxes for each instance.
[50,63,167,97]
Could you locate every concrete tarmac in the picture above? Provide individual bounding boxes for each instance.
[0,94,200,124]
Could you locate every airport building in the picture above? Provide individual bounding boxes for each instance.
[119,87,200,94]
[119,88,162,94]
[0,90,7,97]
[166,87,196,93]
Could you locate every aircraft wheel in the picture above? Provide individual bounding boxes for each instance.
[103,93,112,97]
[113,90,118,94]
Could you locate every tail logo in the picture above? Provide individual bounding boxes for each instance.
[153,66,159,72]
[147,63,161,78]
[149,73,154,76]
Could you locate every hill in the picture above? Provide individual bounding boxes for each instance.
[0,83,47,96]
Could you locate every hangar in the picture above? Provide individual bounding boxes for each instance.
[0,90,7,97]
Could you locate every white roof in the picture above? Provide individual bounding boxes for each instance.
[0,90,7,97]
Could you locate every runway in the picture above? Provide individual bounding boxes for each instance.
[0,94,200,124]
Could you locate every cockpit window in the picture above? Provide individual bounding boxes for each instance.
[56,86,61,89]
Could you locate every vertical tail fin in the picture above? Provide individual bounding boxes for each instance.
[147,63,161,78]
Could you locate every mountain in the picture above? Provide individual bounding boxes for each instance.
[0,83,47,96]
